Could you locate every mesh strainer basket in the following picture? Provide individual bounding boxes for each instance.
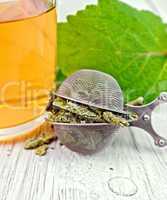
[49,70,167,154]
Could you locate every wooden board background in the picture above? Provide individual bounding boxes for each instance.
[0,125,167,200]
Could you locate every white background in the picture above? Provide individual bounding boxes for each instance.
[58,0,167,22]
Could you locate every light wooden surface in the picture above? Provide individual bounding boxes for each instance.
[0,124,167,200]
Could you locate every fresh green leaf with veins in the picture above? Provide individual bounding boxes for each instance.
[58,0,167,103]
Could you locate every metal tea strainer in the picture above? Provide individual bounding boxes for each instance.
[50,69,167,154]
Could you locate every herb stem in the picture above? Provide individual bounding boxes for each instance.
[140,51,167,57]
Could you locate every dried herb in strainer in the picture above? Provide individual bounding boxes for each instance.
[47,95,133,127]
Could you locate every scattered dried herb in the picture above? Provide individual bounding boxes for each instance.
[24,138,43,150]
[41,134,55,144]
[35,144,48,156]
[24,134,55,150]
[24,123,57,156]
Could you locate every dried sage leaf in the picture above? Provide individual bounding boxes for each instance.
[103,112,129,127]
[48,110,78,123]
[52,97,103,122]
[35,145,48,156]
[47,96,131,127]
[24,138,43,150]
[41,134,55,144]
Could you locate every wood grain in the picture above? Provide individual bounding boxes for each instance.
[0,126,167,200]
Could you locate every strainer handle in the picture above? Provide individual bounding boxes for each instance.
[126,92,167,147]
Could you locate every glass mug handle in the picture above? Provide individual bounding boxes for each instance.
[126,92,167,147]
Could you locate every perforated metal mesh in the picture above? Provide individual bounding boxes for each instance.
[54,70,124,153]
[54,123,117,154]
[52,71,167,152]
[56,70,123,112]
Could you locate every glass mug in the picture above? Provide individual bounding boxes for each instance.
[0,0,56,139]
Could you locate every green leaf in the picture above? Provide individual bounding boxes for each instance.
[58,0,167,103]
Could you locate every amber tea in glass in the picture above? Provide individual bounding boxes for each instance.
[0,0,56,137]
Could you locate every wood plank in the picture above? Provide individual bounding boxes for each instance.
[0,126,166,200]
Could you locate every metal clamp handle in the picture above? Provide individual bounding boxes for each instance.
[126,92,167,147]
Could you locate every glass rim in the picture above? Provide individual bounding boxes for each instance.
[0,1,56,24]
